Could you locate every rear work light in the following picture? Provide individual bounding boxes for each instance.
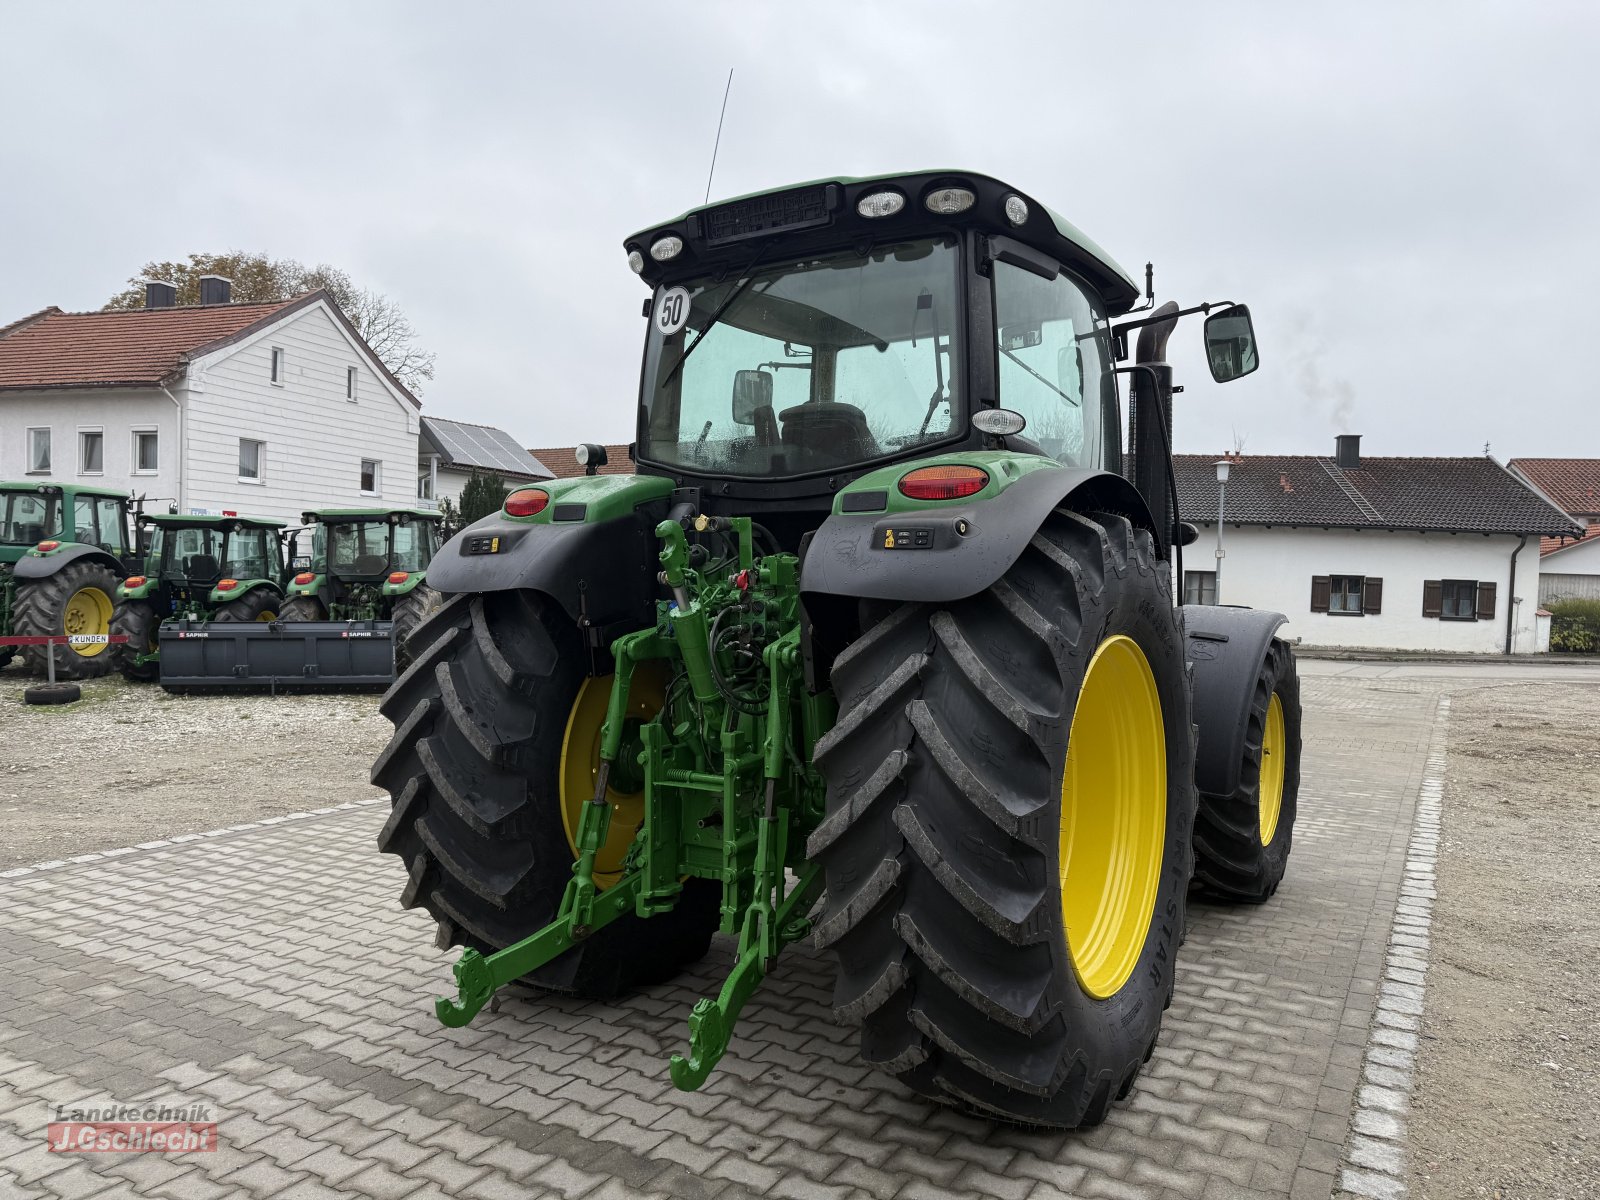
[388,572,410,585]
[293,572,315,585]
[504,488,550,517]
[898,465,989,501]
[123,575,146,589]
[216,579,238,591]
[856,190,906,218]
[36,540,59,552]
[924,186,976,215]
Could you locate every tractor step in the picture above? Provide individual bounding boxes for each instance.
[156,619,395,690]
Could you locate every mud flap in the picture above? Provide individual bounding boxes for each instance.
[157,619,395,690]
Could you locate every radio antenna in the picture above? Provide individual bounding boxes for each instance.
[703,68,734,204]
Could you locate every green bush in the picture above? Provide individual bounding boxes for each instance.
[458,470,508,526]
[1548,598,1600,653]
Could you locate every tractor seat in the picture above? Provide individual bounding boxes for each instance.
[351,553,388,577]
[779,402,878,462]
[184,553,220,583]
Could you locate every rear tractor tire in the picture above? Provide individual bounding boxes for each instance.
[371,589,720,998]
[277,596,326,622]
[110,601,161,683]
[14,561,118,681]
[811,509,1196,1128]
[1192,639,1302,902]
[389,582,443,670]
[211,588,282,623]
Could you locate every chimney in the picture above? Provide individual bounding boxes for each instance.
[143,280,176,309]
[1335,433,1361,470]
[198,275,232,305]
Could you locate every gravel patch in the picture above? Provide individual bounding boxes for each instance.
[0,662,388,868]
[1410,682,1600,1199]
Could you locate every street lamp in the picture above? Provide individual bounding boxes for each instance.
[1214,459,1231,605]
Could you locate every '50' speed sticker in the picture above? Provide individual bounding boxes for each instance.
[655,287,692,337]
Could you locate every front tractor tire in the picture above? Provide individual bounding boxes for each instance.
[1192,639,1302,902]
[371,589,719,998]
[811,510,1195,1128]
[110,601,161,682]
[14,561,118,680]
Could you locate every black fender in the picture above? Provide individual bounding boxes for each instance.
[425,505,668,629]
[12,544,124,582]
[799,466,1156,605]
[1180,604,1289,797]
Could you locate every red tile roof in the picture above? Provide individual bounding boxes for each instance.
[1507,458,1600,517]
[526,444,633,479]
[1539,519,1600,557]
[0,295,314,391]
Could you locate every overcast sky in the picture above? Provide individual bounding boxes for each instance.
[2,2,1594,461]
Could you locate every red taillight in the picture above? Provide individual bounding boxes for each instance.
[294,572,315,585]
[898,465,990,502]
[217,578,238,591]
[504,488,550,517]
[388,571,410,585]
[37,540,59,552]
[124,575,147,589]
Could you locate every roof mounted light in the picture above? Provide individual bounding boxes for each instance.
[924,186,976,215]
[1004,194,1029,226]
[856,190,906,219]
[650,236,683,263]
[972,408,1027,437]
[627,249,645,274]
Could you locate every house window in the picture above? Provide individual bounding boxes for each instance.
[347,366,358,401]
[239,438,265,482]
[133,429,159,473]
[270,347,286,385]
[1311,575,1383,616]
[360,459,381,495]
[417,471,434,501]
[1425,579,1495,622]
[1183,570,1217,606]
[27,428,51,473]
[79,429,104,474]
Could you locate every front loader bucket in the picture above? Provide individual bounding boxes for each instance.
[157,619,394,691]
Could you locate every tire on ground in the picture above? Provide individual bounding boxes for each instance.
[811,509,1196,1128]
[371,588,720,997]
[14,560,119,680]
[277,596,326,622]
[111,601,161,682]
[389,582,443,670]
[24,682,81,706]
[1192,638,1302,903]
[211,587,283,623]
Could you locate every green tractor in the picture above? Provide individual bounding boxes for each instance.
[110,513,286,682]
[372,171,1303,1127]
[1,481,137,679]
[280,507,442,662]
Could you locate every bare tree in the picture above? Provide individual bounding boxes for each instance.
[105,252,436,394]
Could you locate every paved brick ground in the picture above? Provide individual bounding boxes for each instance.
[0,675,1443,1200]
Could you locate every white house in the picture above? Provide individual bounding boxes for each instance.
[0,278,420,525]
[418,416,550,508]
[1174,436,1581,654]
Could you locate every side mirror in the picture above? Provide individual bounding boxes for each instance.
[1203,304,1259,383]
[731,370,773,426]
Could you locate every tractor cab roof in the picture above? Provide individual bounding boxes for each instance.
[625,169,1141,314]
[0,480,132,501]
[301,506,442,524]
[140,513,285,531]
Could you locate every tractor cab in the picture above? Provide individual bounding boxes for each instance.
[285,507,442,621]
[118,514,285,619]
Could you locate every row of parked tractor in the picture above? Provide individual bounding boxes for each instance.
[1,479,442,693]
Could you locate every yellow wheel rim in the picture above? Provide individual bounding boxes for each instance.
[1059,634,1167,1000]
[1259,692,1286,845]
[559,667,666,889]
[256,609,278,622]
[62,587,113,657]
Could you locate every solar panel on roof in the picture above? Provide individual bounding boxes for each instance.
[424,419,547,478]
